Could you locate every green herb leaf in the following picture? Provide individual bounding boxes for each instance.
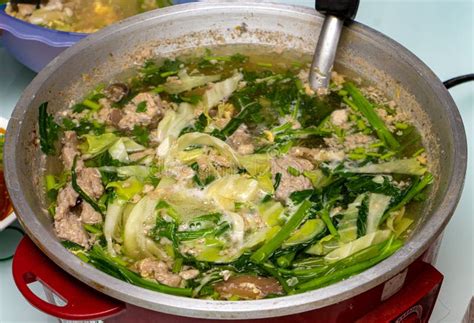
[38,102,60,155]
[136,101,148,113]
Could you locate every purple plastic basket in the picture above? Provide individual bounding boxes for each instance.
[0,1,197,72]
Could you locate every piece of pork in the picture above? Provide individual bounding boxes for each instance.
[76,167,104,199]
[136,258,183,287]
[215,275,283,300]
[55,183,79,219]
[97,98,123,127]
[55,212,90,248]
[271,155,313,201]
[226,124,255,155]
[61,131,80,170]
[117,92,165,130]
[80,202,102,225]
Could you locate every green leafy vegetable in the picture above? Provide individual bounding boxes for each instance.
[38,102,60,155]
[342,82,400,150]
[132,125,150,146]
[136,101,148,113]
[347,158,427,176]
[251,200,312,263]
[162,69,220,94]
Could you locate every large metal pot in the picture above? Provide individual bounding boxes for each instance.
[4,2,467,320]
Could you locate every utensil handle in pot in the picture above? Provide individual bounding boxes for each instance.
[12,236,126,320]
[315,0,360,20]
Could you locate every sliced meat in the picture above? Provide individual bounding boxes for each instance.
[55,212,90,248]
[271,155,313,202]
[290,147,345,164]
[117,92,165,130]
[80,202,102,224]
[179,268,200,280]
[77,167,104,199]
[97,98,123,127]
[226,124,255,155]
[104,83,129,102]
[215,275,283,300]
[136,258,182,287]
[55,183,79,220]
[61,131,80,170]
[330,109,349,127]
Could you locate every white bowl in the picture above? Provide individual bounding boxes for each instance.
[0,116,15,231]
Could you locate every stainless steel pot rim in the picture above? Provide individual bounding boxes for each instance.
[4,2,467,320]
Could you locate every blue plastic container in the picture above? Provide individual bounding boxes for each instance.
[0,1,196,72]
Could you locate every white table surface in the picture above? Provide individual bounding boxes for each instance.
[0,1,472,322]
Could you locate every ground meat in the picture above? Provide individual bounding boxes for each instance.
[330,109,349,127]
[215,275,283,300]
[117,92,164,130]
[76,167,104,199]
[343,133,375,151]
[55,212,90,248]
[136,258,182,287]
[80,202,102,224]
[61,131,80,170]
[179,268,200,280]
[226,124,255,155]
[271,155,313,201]
[97,98,123,126]
[104,83,129,102]
[290,147,345,163]
[55,184,79,220]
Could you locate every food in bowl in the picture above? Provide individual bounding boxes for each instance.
[0,127,13,222]
[5,0,173,33]
[39,50,433,300]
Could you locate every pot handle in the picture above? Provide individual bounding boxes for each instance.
[443,74,474,89]
[12,236,126,321]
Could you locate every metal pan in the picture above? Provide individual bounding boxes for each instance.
[4,2,467,320]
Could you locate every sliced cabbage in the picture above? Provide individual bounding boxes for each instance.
[117,166,151,180]
[123,196,167,260]
[283,219,325,248]
[303,169,333,189]
[152,185,217,222]
[201,73,243,110]
[338,194,366,243]
[258,201,285,226]
[181,211,268,263]
[103,198,126,256]
[166,132,240,165]
[205,175,265,210]
[366,193,391,234]
[256,172,274,194]
[324,230,392,263]
[166,132,269,176]
[80,133,118,158]
[107,177,143,200]
[162,69,221,94]
[386,207,413,237]
[305,234,341,256]
[238,154,271,176]
[347,158,427,176]
[122,138,146,152]
[156,103,195,144]
[108,139,128,162]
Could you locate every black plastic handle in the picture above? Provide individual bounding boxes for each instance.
[316,0,360,20]
[443,74,474,89]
